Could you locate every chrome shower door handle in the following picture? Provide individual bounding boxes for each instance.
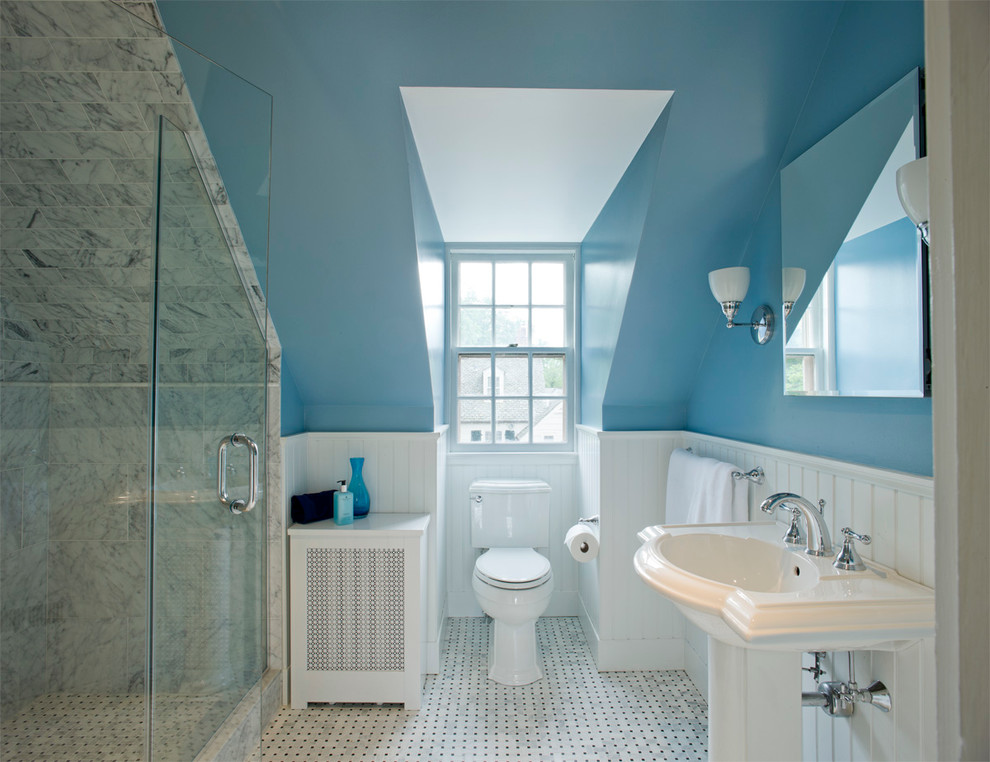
[217,433,259,514]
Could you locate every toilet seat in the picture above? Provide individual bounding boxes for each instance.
[474,548,552,590]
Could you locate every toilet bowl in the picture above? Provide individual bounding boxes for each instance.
[469,479,553,685]
[472,548,554,685]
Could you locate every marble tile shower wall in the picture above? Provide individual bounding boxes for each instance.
[0,0,282,722]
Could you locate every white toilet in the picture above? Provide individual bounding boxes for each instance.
[469,478,554,686]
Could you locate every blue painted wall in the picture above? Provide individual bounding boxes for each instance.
[594,3,842,430]
[161,0,438,432]
[581,110,669,429]
[834,218,923,394]
[157,0,844,434]
[170,40,273,298]
[280,359,304,436]
[781,70,917,339]
[403,114,446,427]
[687,1,931,475]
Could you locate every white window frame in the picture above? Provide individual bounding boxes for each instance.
[447,245,579,452]
[784,265,837,393]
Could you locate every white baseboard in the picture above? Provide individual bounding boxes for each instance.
[578,595,600,666]
[424,604,449,674]
[446,590,579,618]
[596,638,684,672]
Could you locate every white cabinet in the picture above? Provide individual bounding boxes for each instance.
[288,513,430,710]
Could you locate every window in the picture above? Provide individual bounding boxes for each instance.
[784,265,835,394]
[449,248,576,450]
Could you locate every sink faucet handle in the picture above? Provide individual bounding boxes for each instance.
[781,507,806,546]
[834,527,872,571]
[841,527,871,544]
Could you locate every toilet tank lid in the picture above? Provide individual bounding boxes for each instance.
[470,479,551,494]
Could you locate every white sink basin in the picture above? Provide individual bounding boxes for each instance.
[658,532,819,593]
[634,521,935,651]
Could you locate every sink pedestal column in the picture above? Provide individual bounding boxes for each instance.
[708,639,802,761]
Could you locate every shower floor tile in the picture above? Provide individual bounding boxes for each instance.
[1,692,225,761]
[262,617,708,761]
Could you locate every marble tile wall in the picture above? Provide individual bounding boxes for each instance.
[0,421,49,717]
[0,0,282,732]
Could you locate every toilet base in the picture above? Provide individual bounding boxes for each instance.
[487,617,543,686]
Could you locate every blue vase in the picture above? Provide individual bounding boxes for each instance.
[349,457,370,518]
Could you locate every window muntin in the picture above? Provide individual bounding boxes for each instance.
[449,249,576,450]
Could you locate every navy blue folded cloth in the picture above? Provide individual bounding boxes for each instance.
[291,490,336,524]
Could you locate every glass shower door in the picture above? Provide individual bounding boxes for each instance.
[149,117,268,760]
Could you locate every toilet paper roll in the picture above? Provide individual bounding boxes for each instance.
[565,522,600,562]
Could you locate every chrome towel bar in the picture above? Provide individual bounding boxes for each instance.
[732,467,765,484]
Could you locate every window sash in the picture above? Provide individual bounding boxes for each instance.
[448,247,576,451]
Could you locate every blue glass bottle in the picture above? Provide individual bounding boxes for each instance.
[349,457,370,518]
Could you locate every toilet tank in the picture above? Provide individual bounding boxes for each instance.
[470,479,551,548]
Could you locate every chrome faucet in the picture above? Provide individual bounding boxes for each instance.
[760,493,833,556]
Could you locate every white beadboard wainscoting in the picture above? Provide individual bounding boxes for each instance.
[577,426,935,761]
[282,426,934,761]
[576,427,687,670]
[682,432,936,762]
[280,429,448,688]
[445,453,581,618]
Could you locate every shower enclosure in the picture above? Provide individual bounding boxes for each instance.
[0,2,276,759]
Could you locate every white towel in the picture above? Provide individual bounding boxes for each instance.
[665,448,749,524]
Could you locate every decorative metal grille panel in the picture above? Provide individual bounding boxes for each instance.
[305,547,405,672]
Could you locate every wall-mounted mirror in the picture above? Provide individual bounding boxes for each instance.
[781,69,928,397]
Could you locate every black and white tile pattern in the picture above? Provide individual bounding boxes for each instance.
[0,691,226,762]
[264,617,708,761]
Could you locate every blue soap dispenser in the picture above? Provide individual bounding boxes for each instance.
[333,479,353,525]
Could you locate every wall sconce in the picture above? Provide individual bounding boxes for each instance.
[782,267,806,318]
[896,156,929,244]
[708,266,774,345]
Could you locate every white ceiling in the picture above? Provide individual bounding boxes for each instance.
[400,87,674,243]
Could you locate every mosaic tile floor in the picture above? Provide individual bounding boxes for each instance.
[262,617,708,761]
[0,692,227,761]
[1,618,708,761]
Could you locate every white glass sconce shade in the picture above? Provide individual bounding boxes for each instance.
[896,156,929,242]
[709,267,750,304]
[782,267,806,317]
[708,266,773,345]
[782,268,806,303]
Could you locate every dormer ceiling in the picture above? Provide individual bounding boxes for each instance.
[400,87,673,242]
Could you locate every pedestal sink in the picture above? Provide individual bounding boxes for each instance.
[634,521,935,761]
